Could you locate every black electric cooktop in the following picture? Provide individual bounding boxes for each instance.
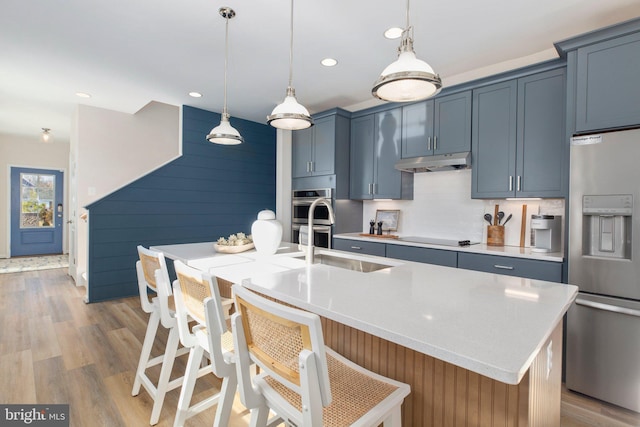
[398,236,480,247]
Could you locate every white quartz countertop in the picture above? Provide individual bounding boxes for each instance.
[334,232,564,262]
[152,241,577,385]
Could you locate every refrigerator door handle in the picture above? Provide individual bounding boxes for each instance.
[576,297,640,318]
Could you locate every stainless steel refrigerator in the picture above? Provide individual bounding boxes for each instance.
[567,128,640,412]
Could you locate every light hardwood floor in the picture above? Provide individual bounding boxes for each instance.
[1,267,639,427]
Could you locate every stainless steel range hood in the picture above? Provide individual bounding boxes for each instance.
[394,152,471,173]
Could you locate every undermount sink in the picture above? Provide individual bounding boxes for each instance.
[294,253,393,273]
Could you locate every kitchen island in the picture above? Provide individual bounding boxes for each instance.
[153,242,577,426]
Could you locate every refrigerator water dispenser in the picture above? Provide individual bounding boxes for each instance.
[582,194,632,259]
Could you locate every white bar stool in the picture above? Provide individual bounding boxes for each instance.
[131,245,190,425]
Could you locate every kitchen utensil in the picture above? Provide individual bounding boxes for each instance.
[484,213,493,225]
[497,211,505,224]
[494,204,499,225]
[520,204,527,247]
[502,213,513,226]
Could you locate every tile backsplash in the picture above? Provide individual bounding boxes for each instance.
[361,169,565,248]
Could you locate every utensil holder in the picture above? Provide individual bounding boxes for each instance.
[487,225,505,246]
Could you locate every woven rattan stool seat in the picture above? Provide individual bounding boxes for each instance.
[264,351,400,426]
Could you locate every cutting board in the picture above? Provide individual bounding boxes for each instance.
[359,234,399,239]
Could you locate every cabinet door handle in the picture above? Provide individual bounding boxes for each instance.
[373,183,377,195]
[350,246,362,250]
[427,136,431,151]
[509,176,513,192]
[310,161,314,172]
[494,264,514,270]
[517,175,522,192]
[434,136,438,151]
[368,183,372,195]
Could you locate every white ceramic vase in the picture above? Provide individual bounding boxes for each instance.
[251,210,283,255]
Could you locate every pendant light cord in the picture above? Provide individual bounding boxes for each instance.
[223,13,229,116]
[406,0,410,29]
[288,0,294,88]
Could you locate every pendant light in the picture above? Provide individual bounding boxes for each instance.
[206,7,244,145]
[372,0,442,102]
[267,0,313,130]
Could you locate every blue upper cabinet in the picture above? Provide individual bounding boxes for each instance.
[292,108,350,179]
[472,80,518,198]
[401,91,471,158]
[555,18,640,134]
[574,32,640,133]
[472,68,566,198]
[350,107,413,200]
[401,100,433,158]
[434,91,472,155]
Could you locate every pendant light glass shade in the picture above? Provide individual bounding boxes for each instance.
[372,0,442,102]
[267,0,313,130]
[207,7,244,145]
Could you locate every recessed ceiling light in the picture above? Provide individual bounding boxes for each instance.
[384,27,403,39]
[321,58,338,67]
[75,92,91,98]
[189,91,203,98]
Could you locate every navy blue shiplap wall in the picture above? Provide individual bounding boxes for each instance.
[85,105,276,302]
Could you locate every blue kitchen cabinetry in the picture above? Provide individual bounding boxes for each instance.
[386,244,457,268]
[457,252,562,282]
[292,108,351,179]
[333,238,386,257]
[471,68,566,199]
[555,19,640,133]
[350,107,413,200]
[334,237,562,280]
[401,91,472,158]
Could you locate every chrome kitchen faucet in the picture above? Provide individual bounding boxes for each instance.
[306,197,335,264]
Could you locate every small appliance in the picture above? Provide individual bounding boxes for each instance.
[530,215,561,253]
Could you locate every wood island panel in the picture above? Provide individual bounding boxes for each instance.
[319,315,562,427]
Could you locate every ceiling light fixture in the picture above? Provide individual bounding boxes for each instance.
[321,58,337,67]
[267,0,313,131]
[75,92,91,98]
[206,7,243,145]
[189,91,202,98]
[41,128,52,143]
[384,27,403,40]
[372,0,442,102]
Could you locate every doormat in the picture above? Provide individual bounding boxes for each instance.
[0,255,69,274]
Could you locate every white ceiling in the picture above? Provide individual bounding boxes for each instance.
[2,0,640,142]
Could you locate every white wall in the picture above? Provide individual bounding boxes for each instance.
[1,133,70,258]
[276,129,292,242]
[72,101,181,286]
[362,170,565,248]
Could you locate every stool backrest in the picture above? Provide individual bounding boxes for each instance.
[136,245,172,326]
[173,260,233,378]
[232,284,331,415]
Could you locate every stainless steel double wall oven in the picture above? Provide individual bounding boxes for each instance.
[291,188,333,248]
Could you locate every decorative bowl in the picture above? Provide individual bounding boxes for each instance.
[213,242,255,254]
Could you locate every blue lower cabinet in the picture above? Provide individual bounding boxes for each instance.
[333,239,386,257]
[457,252,562,282]
[386,244,457,268]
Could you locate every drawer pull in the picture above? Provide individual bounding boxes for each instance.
[350,246,362,250]
[494,264,514,270]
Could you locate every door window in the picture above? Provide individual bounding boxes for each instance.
[20,173,55,228]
